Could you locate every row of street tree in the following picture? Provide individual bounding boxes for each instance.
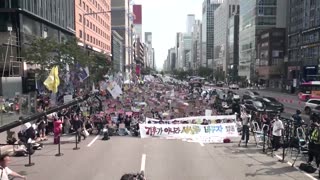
[23,37,112,88]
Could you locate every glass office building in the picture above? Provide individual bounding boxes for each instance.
[0,0,75,93]
[288,0,320,82]
[239,0,287,81]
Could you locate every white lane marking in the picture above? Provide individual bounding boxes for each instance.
[140,154,146,172]
[87,135,100,147]
[275,155,317,180]
[199,141,205,147]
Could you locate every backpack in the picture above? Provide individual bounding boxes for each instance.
[299,163,317,173]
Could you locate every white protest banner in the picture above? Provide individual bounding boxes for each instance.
[63,95,73,103]
[107,81,123,99]
[139,123,239,141]
[146,115,236,124]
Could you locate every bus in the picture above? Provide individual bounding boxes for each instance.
[298,81,320,101]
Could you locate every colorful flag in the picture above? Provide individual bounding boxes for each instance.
[43,66,60,93]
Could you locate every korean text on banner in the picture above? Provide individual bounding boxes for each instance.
[139,123,239,140]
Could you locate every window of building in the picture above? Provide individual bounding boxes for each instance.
[93,38,95,44]
[79,30,82,38]
[90,36,92,43]
[79,0,82,6]
[79,14,82,22]
[84,33,86,40]
[87,34,89,40]
[93,24,95,31]
[83,2,85,8]
[90,8,92,14]
[90,22,92,29]
[86,5,89,12]
[87,20,89,27]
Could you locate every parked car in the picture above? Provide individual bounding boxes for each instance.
[311,105,320,115]
[243,99,266,112]
[304,99,320,114]
[242,91,260,102]
[254,97,284,113]
[216,81,224,87]
[229,84,239,90]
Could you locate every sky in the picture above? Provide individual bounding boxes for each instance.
[134,0,202,70]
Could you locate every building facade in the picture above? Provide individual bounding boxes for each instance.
[186,14,195,34]
[145,32,154,69]
[288,0,320,85]
[111,0,133,73]
[239,0,287,82]
[191,20,202,70]
[214,0,239,79]
[112,30,123,73]
[202,0,222,68]
[75,0,111,54]
[133,5,142,39]
[0,0,75,95]
[256,28,286,89]
[228,12,240,82]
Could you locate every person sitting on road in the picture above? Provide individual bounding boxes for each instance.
[0,154,26,180]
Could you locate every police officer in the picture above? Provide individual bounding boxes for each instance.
[308,121,320,169]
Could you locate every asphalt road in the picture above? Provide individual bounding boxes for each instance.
[221,88,310,122]
[8,135,316,180]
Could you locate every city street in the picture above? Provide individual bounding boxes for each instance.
[223,88,309,121]
[8,135,316,180]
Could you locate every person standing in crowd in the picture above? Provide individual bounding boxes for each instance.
[308,120,320,168]
[0,154,26,180]
[73,115,86,142]
[238,110,250,147]
[53,116,63,144]
[272,115,284,151]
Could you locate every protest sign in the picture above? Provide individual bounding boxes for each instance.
[146,114,236,124]
[205,109,212,116]
[139,123,238,142]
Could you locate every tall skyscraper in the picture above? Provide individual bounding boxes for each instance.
[145,32,154,69]
[186,14,195,34]
[111,0,132,73]
[191,20,202,70]
[133,5,142,39]
[202,0,222,68]
[213,0,239,79]
[239,0,287,81]
[75,0,111,55]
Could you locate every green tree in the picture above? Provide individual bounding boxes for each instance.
[198,67,213,78]
[23,38,59,80]
[88,53,112,83]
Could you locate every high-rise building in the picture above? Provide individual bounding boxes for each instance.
[239,0,287,81]
[111,0,133,73]
[0,0,75,96]
[191,20,202,70]
[256,28,286,89]
[75,0,111,55]
[202,0,222,68]
[176,32,183,69]
[112,31,124,73]
[288,0,320,84]
[133,5,142,39]
[228,10,240,82]
[186,14,195,34]
[145,32,154,69]
[214,0,239,80]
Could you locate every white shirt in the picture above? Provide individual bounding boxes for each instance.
[0,167,12,180]
[272,120,284,137]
